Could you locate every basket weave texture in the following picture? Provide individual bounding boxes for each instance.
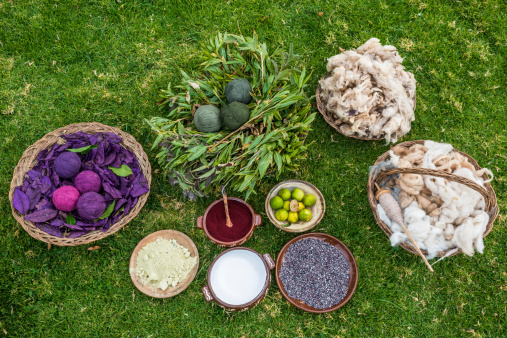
[9,122,152,246]
[315,73,416,141]
[367,140,498,257]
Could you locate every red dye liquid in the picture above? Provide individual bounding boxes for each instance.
[205,200,253,242]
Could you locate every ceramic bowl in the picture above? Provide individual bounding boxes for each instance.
[129,230,199,298]
[202,247,275,311]
[265,180,325,232]
[197,197,262,247]
[275,233,358,313]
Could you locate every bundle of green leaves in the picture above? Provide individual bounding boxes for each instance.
[147,33,315,200]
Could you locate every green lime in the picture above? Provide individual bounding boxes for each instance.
[303,194,316,207]
[287,211,299,223]
[298,208,312,222]
[270,196,284,210]
[283,200,291,211]
[298,202,305,211]
[278,188,291,200]
[275,209,289,222]
[291,188,305,201]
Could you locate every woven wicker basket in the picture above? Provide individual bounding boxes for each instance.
[9,122,152,246]
[315,73,416,141]
[367,140,498,257]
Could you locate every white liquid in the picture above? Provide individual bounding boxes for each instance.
[209,250,267,306]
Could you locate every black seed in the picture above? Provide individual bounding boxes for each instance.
[280,238,350,310]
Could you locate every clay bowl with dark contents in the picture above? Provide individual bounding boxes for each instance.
[202,247,275,311]
[196,197,262,247]
[275,233,358,313]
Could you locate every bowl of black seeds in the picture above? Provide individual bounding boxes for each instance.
[275,233,358,313]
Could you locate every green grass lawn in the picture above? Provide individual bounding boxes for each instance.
[1,0,506,336]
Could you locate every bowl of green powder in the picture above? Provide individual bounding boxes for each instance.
[129,229,199,298]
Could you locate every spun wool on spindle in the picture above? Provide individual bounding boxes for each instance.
[319,38,416,143]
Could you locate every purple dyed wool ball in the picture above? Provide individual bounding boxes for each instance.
[74,170,102,194]
[76,192,106,220]
[52,186,81,212]
[54,152,81,178]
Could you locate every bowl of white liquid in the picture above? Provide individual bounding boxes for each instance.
[202,247,275,311]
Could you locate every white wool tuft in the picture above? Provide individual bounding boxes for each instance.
[320,38,416,143]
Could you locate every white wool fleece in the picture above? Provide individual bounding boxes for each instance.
[320,38,416,143]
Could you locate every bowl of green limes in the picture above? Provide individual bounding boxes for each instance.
[265,180,325,233]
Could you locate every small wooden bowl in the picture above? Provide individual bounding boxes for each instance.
[129,230,199,298]
[265,180,325,233]
[275,233,358,313]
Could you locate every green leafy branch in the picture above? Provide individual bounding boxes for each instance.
[147,32,315,200]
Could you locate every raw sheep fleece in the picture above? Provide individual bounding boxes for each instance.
[319,38,416,143]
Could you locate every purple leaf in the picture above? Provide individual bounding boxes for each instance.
[102,152,117,166]
[105,132,122,144]
[124,197,137,214]
[88,134,99,145]
[103,168,119,186]
[95,143,105,164]
[51,219,65,227]
[26,186,42,210]
[121,148,135,164]
[41,176,52,194]
[102,181,122,199]
[13,188,30,215]
[111,154,124,168]
[131,183,149,198]
[51,170,60,187]
[25,209,58,223]
[64,223,84,231]
[66,231,86,238]
[21,179,30,193]
[37,149,48,161]
[44,147,56,161]
[114,198,127,212]
[42,224,62,237]
[35,198,51,211]
[27,170,42,179]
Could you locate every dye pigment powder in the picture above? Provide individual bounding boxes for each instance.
[205,200,252,242]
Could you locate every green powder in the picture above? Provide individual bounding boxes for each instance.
[135,237,197,291]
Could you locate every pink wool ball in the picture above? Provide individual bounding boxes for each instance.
[74,170,102,194]
[52,186,80,212]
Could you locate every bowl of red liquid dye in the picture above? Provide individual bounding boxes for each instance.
[196,197,262,247]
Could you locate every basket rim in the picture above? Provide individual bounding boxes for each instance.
[315,73,416,141]
[367,140,499,258]
[8,122,152,247]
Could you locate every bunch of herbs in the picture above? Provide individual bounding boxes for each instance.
[147,33,315,200]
